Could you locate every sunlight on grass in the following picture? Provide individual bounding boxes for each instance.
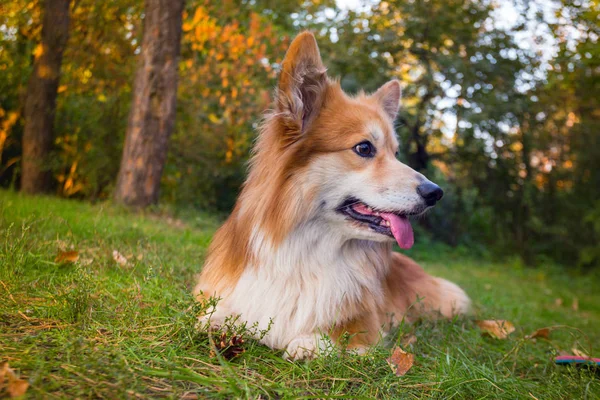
[1,190,598,398]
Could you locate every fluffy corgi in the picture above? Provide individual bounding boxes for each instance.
[194,32,470,360]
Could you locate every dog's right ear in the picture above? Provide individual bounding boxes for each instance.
[276,32,328,144]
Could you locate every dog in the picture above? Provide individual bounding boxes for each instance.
[193,32,470,360]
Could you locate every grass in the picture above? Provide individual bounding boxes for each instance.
[1,189,599,399]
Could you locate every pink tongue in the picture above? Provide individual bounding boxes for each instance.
[380,212,414,249]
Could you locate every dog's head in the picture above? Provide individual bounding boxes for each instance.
[260,32,443,249]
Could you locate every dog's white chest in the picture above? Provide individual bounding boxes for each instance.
[218,224,386,349]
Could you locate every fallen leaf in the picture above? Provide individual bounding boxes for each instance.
[476,320,515,339]
[112,250,128,266]
[0,361,29,398]
[7,378,29,398]
[527,327,550,340]
[387,346,414,376]
[55,250,79,263]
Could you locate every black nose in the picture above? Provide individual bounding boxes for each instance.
[417,182,443,206]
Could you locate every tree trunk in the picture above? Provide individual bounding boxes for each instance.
[20,0,71,194]
[113,0,185,208]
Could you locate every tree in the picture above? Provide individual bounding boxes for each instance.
[114,0,185,207]
[20,0,71,194]
[318,0,534,248]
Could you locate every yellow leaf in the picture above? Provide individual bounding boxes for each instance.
[387,346,414,376]
[208,113,220,123]
[476,320,515,339]
[33,44,44,59]
[57,85,67,93]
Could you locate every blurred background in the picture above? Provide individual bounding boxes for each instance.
[1,0,598,269]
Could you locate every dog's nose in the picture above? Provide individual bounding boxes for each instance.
[417,182,444,206]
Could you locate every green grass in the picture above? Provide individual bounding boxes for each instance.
[1,190,599,399]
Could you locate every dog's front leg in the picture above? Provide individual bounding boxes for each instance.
[283,333,333,361]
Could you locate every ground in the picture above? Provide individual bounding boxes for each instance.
[1,190,599,399]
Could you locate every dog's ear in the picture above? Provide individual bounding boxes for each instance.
[276,32,327,142]
[372,80,401,122]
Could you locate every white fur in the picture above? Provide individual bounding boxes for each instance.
[207,218,389,350]
[435,278,472,317]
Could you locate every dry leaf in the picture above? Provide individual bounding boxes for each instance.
[0,361,29,398]
[387,346,414,376]
[7,378,29,398]
[476,320,515,339]
[55,250,79,263]
[112,250,128,266]
[527,327,550,340]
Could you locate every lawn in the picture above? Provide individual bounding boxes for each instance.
[1,190,599,399]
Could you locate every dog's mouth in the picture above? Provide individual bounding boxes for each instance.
[337,197,421,249]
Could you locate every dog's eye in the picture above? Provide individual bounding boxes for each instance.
[353,141,375,158]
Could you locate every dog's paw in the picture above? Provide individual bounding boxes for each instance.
[346,345,369,356]
[284,334,332,361]
[436,278,471,317]
[195,308,227,331]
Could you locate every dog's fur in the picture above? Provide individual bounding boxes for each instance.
[193,32,470,360]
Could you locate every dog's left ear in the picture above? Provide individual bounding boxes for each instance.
[372,80,401,122]
[276,32,328,141]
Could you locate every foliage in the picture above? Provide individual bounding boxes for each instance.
[0,0,598,267]
[164,1,289,210]
[316,0,599,268]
